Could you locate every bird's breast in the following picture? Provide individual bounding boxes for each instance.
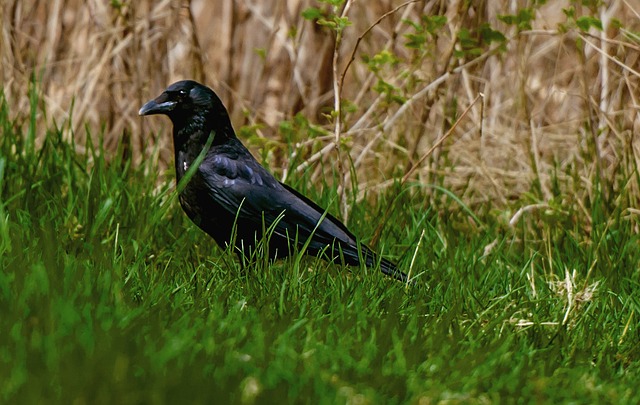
[176,151,189,179]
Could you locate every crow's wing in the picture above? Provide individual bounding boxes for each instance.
[198,153,357,248]
[198,152,408,282]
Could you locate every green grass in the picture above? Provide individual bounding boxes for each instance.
[1,93,639,405]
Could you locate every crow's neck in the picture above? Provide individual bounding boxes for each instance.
[172,112,237,179]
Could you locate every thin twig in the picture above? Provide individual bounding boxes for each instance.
[333,0,354,221]
[371,93,483,246]
[578,33,640,79]
[296,39,504,178]
[402,93,483,184]
[338,0,420,100]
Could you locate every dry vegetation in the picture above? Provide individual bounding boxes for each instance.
[2,0,640,219]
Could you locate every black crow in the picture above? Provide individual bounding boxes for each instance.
[139,80,408,282]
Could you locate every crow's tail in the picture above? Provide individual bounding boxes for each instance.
[359,245,409,283]
[377,255,409,283]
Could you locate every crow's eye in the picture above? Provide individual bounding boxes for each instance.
[173,89,188,101]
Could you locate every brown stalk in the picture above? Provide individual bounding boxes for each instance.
[332,0,354,221]
[370,93,482,247]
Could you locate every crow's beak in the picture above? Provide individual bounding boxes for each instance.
[138,93,176,116]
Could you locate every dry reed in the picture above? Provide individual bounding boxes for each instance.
[2,0,639,220]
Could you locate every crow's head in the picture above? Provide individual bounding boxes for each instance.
[138,80,222,121]
[139,80,214,118]
[139,80,235,144]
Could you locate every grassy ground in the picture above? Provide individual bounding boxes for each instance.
[1,90,639,404]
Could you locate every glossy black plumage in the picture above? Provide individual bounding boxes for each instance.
[139,80,407,282]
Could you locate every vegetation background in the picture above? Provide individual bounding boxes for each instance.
[1,0,639,403]
[4,0,639,210]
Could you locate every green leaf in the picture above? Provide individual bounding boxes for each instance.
[404,33,426,49]
[402,18,421,31]
[333,16,352,31]
[563,7,575,19]
[317,18,336,29]
[423,15,447,34]
[320,0,344,6]
[479,24,506,44]
[499,8,535,31]
[302,7,324,21]
[576,16,603,31]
